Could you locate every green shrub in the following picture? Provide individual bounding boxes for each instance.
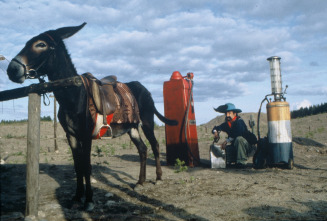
[174,158,188,173]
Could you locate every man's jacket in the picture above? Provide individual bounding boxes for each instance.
[212,116,248,139]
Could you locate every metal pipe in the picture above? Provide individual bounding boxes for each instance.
[267,56,282,101]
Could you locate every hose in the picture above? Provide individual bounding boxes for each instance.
[257,96,270,140]
[183,78,200,165]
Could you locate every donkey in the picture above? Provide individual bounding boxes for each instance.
[7,23,177,211]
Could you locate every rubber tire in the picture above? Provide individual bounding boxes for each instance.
[253,154,267,169]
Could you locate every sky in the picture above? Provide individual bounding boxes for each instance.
[0,0,326,125]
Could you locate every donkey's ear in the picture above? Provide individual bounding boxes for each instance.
[55,22,87,39]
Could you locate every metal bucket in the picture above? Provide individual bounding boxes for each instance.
[210,144,226,168]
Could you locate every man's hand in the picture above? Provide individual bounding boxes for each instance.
[221,140,227,150]
[213,131,220,143]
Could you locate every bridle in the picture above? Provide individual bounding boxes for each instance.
[11,33,56,83]
[10,33,57,105]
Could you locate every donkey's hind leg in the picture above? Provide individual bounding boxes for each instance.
[128,127,147,185]
[141,120,162,181]
[81,138,94,211]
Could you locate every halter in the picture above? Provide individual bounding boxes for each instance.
[11,33,56,83]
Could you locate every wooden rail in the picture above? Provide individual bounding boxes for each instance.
[0,76,82,101]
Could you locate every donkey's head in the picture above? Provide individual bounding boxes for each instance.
[7,22,86,83]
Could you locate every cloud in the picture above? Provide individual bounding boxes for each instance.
[309,61,319,67]
[1,0,326,124]
[292,99,312,110]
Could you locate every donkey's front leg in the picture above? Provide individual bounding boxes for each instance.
[67,135,85,204]
[67,135,94,211]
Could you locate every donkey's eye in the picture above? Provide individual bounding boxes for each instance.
[36,42,47,48]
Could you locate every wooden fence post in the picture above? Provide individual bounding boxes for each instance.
[25,93,41,218]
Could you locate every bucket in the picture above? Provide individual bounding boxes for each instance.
[210,144,226,168]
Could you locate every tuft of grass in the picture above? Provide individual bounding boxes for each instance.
[317,127,325,133]
[5,134,14,139]
[144,140,150,148]
[95,145,104,157]
[12,151,24,156]
[4,134,26,139]
[122,143,128,149]
[174,158,188,173]
[305,126,325,138]
[305,131,314,139]
[110,146,116,156]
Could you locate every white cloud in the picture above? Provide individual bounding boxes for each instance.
[1,0,326,124]
[292,99,312,111]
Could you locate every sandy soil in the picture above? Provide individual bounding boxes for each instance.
[1,113,327,221]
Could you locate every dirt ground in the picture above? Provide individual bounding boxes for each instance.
[1,113,327,221]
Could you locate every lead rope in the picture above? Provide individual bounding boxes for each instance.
[36,76,50,106]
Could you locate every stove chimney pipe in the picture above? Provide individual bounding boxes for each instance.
[267,56,282,101]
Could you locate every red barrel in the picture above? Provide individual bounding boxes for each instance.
[163,71,200,167]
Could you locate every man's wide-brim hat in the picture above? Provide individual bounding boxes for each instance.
[214,103,242,113]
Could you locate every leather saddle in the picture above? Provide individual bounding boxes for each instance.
[81,72,117,125]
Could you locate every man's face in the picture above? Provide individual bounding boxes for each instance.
[225,111,236,121]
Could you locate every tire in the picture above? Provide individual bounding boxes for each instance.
[253,152,267,169]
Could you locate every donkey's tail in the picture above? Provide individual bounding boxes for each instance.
[154,108,178,126]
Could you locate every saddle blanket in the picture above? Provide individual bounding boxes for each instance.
[112,82,140,124]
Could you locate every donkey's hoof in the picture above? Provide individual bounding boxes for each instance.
[134,183,144,191]
[70,197,83,209]
[84,202,95,212]
[155,180,163,185]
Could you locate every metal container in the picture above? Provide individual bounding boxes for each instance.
[210,144,226,169]
[163,71,200,167]
[266,101,293,166]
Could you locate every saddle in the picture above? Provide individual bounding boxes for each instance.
[81,73,140,139]
[81,72,117,122]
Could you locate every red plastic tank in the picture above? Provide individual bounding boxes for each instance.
[163,71,200,167]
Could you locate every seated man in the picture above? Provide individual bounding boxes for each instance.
[212,103,250,168]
